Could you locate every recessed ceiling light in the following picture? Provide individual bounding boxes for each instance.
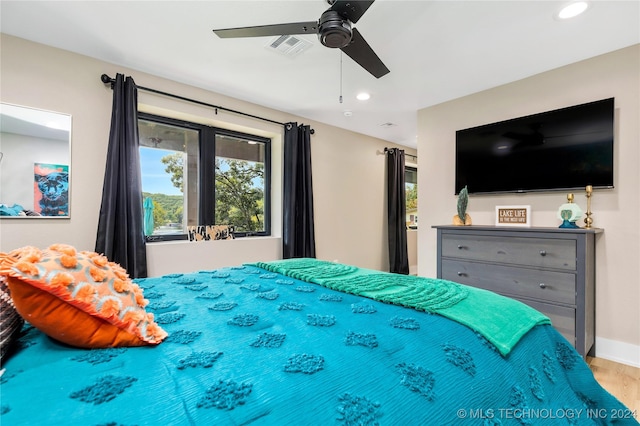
[356,92,370,101]
[556,1,590,19]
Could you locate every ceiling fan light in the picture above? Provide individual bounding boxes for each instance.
[556,1,590,19]
[318,10,352,48]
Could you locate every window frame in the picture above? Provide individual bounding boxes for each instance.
[200,127,271,237]
[138,112,272,242]
[405,165,418,229]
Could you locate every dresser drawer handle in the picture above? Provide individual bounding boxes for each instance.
[539,250,547,256]
[457,272,467,277]
[457,245,467,250]
[539,283,547,289]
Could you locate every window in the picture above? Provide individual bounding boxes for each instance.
[138,113,270,241]
[405,166,417,229]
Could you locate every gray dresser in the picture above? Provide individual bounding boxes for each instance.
[433,225,602,357]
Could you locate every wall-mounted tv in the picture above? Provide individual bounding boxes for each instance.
[455,98,614,195]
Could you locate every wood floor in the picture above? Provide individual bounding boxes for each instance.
[587,356,640,416]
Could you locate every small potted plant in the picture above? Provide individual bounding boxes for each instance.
[453,186,472,226]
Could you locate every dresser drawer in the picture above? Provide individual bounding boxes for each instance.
[518,299,576,346]
[441,259,577,305]
[441,234,577,270]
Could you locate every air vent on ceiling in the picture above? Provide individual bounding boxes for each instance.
[266,35,313,57]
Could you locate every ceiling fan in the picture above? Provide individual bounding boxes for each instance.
[212,0,390,79]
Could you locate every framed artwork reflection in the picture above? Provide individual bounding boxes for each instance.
[34,162,69,217]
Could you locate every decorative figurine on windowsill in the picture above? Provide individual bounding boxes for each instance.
[557,193,583,228]
[453,185,472,226]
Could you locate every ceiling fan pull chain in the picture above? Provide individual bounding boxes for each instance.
[339,51,343,104]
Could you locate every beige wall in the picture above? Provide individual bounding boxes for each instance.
[0,34,416,274]
[418,45,640,366]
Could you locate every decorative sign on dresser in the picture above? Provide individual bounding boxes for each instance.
[433,225,602,358]
[495,205,531,227]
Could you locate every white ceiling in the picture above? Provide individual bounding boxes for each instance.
[1,1,638,148]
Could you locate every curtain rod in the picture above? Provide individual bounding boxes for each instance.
[384,147,417,160]
[100,73,287,128]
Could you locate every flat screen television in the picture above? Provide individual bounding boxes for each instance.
[455,98,614,195]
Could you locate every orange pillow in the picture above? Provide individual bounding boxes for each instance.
[0,244,167,348]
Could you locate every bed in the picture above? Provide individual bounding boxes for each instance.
[0,247,637,425]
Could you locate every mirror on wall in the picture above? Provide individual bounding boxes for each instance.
[0,103,72,218]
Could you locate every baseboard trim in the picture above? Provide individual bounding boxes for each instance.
[595,337,640,368]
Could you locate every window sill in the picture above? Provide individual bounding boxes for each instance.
[145,234,279,245]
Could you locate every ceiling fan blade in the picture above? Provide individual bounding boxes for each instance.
[330,1,375,23]
[213,22,318,38]
[340,28,389,78]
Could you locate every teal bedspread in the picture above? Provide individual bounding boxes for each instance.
[1,263,636,425]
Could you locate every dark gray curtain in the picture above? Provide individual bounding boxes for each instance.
[95,74,147,278]
[283,123,316,259]
[386,148,409,274]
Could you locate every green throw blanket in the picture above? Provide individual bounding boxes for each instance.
[249,258,551,356]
